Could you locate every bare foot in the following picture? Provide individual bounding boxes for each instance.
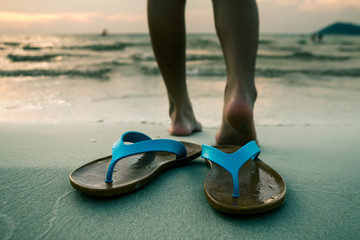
[168,104,202,136]
[216,95,257,145]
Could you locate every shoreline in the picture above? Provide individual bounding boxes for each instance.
[1,119,359,127]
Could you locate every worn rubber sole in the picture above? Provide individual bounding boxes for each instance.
[69,141,201,197]
[204,145,286,214]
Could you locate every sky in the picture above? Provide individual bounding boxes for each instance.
[0,0,360,34]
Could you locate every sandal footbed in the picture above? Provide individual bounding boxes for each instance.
[69,141,201,197]
[204,145,286,214]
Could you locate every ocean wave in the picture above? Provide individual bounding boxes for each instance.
[187,67,225,76]
[132,53,155,61]
[338,47,360,52]
[2,42,20,46]
[93,60,133,68]
[139,65,226,76]
[259,39,273,44]
[165,66,360,77]
[270,46,303,52]
[64,42,127,51]
[255,68,360,77]
[103,60,132,66]
[0,68,111,79]
[7,54,60,62]
[258,51,350,61]
[337,41,354,46]
[186,54,223,61]
[187,38,220,48]
[126,50,348,62]
[22,45,43,50]
[140,65,160,75]
[187,37,273,48]
[297,40,307,45]
[132,52,223,62]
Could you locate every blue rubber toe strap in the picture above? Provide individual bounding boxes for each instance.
[201,141,261,198]
[105,131,187,183]
[112,131,152,152]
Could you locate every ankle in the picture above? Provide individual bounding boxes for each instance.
[224,82,257,107]
[169,101,193,119]
[224,88,257,111]
[168,102,202,136]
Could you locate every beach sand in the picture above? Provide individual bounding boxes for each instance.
[1,122,359,239]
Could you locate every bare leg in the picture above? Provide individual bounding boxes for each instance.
[147,0,201,136]
[212,0,259,145]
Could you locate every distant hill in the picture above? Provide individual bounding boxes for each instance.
[317,22,360,35]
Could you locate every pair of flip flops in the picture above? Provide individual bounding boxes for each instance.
[69,131,286,214]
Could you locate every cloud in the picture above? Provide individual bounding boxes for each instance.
[299,0,360,11]
[0,11,146,25]
[261,0,299,6]
[102,13,146,22]
[259,0,360,11]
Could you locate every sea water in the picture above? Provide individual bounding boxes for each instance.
[0,33,359,127]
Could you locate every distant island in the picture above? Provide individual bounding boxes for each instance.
[317,22,360,35]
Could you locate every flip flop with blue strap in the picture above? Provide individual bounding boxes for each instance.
[69,131,201,197]
[201,141,286,214]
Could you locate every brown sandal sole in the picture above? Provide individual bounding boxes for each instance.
[69,141,201,197]
[204,145,286,214]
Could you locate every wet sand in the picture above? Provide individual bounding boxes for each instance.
[0,122,359,239]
